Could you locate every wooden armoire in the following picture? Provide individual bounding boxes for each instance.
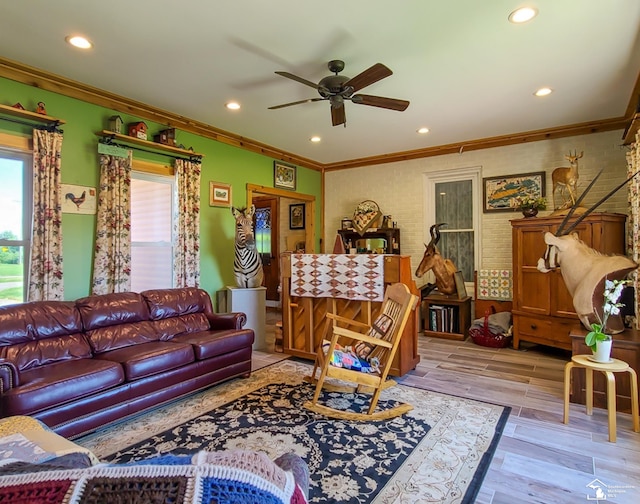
[511,212,627,350]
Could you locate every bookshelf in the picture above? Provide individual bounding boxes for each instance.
[422,294,471,341]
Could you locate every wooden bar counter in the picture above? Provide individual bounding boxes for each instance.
[281,254,420,376]
[570,325,640,413]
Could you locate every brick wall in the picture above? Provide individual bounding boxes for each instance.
[324,130,629,290]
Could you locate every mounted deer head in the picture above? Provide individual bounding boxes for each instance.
[537,168,639,331]
[551,150,583,210]
[415,223,457,296]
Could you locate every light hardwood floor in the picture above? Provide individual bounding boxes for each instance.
[257,312,640,503]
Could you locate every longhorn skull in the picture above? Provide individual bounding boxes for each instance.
[536,169,639,332]
[415,223,458,296]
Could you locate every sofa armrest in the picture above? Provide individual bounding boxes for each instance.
[207,312,247,330]
[0,359,19,392]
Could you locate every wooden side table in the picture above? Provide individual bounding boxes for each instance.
[563,355,640,442]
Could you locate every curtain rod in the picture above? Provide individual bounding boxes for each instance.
[0,115,63,133]
[99,137,202,163]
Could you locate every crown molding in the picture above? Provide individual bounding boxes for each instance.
[0,56,634,173]
[0,57,323,171]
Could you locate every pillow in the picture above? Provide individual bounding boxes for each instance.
[353,312,394,359]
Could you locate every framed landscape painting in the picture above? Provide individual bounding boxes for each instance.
[483,171,545,212]
[209,182,232,207]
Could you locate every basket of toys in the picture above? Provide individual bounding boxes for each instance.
[468,308,513,348]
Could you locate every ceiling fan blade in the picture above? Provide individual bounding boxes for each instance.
[343,63,392,93]
[275,71,324,91]
[331,104,346,126]
[268,98,325,110]
[351,94,410,111]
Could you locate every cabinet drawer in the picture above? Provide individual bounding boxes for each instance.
[515,315,573,350]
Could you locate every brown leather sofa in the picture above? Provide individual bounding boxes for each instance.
[0,287,254,439]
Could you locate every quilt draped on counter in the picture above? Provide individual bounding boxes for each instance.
[290,254,385,302]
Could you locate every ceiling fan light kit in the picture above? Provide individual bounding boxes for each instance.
[269,60,410,127]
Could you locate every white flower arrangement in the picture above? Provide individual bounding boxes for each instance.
[585,278,630,351]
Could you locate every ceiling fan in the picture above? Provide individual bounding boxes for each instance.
[268,60,410,127]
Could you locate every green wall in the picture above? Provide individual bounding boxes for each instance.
[0,77,322,300]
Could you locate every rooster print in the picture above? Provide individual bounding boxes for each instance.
[65,190,86,210]
[61,185,97,214]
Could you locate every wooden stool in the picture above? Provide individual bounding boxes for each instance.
[563,355,640,442]
[274,320,283,353]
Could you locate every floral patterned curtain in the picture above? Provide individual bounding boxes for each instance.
[173,158,201,287]
[28,128,64,301]
[626,131,640,329]
[92,152,132,294]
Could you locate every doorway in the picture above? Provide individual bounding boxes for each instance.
[253,196,279,302]
[247,183,317,309]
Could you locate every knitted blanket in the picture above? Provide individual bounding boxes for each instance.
[0,449,308,504]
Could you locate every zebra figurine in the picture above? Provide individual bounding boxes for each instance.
[231,205,264,288]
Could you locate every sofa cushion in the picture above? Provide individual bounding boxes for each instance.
[143,288,213,340]
[85,320,160,354]
[94,341,195,381]
[1,334,93,372]
[0,301,90,371]
[142,287,213,320]
[171,329,254,360]
[1,359,124,417]
[150,314,211,341]
[76,292,150,331]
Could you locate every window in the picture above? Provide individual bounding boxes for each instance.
[423,167,481,287]
[0,149,32,306]
[130,171,175,292]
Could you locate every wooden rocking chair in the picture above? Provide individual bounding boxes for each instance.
[304,282,419,421]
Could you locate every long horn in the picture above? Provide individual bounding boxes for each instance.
[563,169,640,235]
[556,169,604,235]
[427,223,447,248]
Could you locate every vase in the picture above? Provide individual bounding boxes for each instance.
[521,207,538,218]
[592,338,613,363]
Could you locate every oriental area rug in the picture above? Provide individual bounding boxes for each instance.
[78,360,510,504]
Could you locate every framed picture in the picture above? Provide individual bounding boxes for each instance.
[482,171,546,212]
[61,184,97,214]
[209,181,232,207]
[454,271,468,299]
[289,203,305,230]
[274,161,296,190]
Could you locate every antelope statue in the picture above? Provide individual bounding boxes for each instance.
[415,223,457,296]
[537,169,639,332]
[551,150,583,210]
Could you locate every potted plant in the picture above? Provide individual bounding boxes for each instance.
[585,278,630,362]
[513,195,547,217]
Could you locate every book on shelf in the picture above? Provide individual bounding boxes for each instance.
[428,304,459,333]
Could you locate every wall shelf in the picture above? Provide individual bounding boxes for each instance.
[96,130,204,158]
[0,103,65,126]
[337,228,401,254]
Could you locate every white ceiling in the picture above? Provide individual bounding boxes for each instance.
[1,0,639,165]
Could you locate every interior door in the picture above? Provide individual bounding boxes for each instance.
[253,197,279,301]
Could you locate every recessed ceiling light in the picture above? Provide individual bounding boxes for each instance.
[508,7,538,23]
[310,136,321,143]
[225,102,240,110]
[534,87,553,97]
[417,127,430,134]
[65,35,92,49]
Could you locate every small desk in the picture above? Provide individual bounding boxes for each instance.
[563,355,640,442]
